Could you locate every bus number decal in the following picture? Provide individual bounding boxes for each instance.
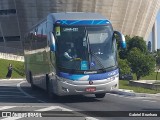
[63,28,78,32]
[55,27,61,36]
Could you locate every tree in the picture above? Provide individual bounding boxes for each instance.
[118,35,131,59]
[147,41,151,52]
[118,58,131,75]
[127,36,147,54]
[118,36,147,59]
[156,50,160,69]
[127,48,155,80]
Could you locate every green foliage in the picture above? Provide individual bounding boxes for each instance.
[118,35,156,80]
[156,50,160,68]
[0,59,25,79]
[118,35,131,59]
[127,48,155,80]
[127,36,147,54]
[118,36,147,59]
[118,58,131,75]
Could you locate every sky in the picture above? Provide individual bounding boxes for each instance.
[157,10,160,49]
[148,9,160,49]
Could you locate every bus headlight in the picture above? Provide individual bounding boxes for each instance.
[107,74,119,82]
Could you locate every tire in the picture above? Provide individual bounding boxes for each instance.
[29,71,36,90]
[46,74,54,99]
[95,93,106,98]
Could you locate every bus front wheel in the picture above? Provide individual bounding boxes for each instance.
[46,74,54,99]
[95,93,106,98]
[29,71,36,90]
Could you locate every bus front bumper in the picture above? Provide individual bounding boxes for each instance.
[55,76,119,96]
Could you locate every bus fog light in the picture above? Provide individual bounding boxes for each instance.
[62,87,69,92]
[111,84,117,90]
[111,77,115,81]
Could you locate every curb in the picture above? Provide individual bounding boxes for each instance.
[0,78,25,81]
[111,89,136,96]
[135,93,160,98]
[111,89,160,98]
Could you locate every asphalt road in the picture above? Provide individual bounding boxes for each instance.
[0,79,160,120]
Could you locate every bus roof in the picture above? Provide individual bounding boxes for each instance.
[48,12,110,25]
[49,12,108,20]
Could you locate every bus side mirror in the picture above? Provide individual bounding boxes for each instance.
[114,31,126,49]
[49,32,56,51]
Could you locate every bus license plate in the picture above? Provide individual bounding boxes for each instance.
[85,87,96,92]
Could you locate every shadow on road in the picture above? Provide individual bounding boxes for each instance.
[0,84,101,103]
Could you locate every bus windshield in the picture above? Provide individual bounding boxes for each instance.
[55,25,117,72]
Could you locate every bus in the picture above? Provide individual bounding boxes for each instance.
[24,12,126,98]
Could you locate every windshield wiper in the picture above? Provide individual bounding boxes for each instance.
[84,27,106,72]
[89,50,106,72]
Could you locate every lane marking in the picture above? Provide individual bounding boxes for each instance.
[17,81,99,120]
[85,117,99,120]
[0,79,25,81]
[55,106,72,111]
[0,106,16,110]
[0,105,99,120]
[1,106,72,120]
[35,106,63,111]
[1,117,21,120]
[0,84,18,87]
[142,100,157,103]
[17,81,35,99]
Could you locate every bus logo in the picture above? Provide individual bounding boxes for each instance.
[89,81,93,85]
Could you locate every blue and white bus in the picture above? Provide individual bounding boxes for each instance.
[24,12,126,98]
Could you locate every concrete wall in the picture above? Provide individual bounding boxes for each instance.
[0,0,19,37]
[0,0,160,46]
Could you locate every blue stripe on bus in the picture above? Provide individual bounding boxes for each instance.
[55,20,110,25]
[59,69,119,81]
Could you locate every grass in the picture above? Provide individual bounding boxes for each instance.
[0,58,160,93]
[0,59,25,79]
[119,80,160,94]
[132,72,160,80]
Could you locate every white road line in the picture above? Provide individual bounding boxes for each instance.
[85,117,99,120]
[1,117,21,120]
[0,106,16,110]
[142,100,157,103]
[17,81,35,98]
[16,81,98,120]
[17,81,47,102]
[1,106,71,120]
[0,84,15,87]
[35,106,62,111]
[0,79,25,81]
[55,106,72,111]
[0,105,99,120]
